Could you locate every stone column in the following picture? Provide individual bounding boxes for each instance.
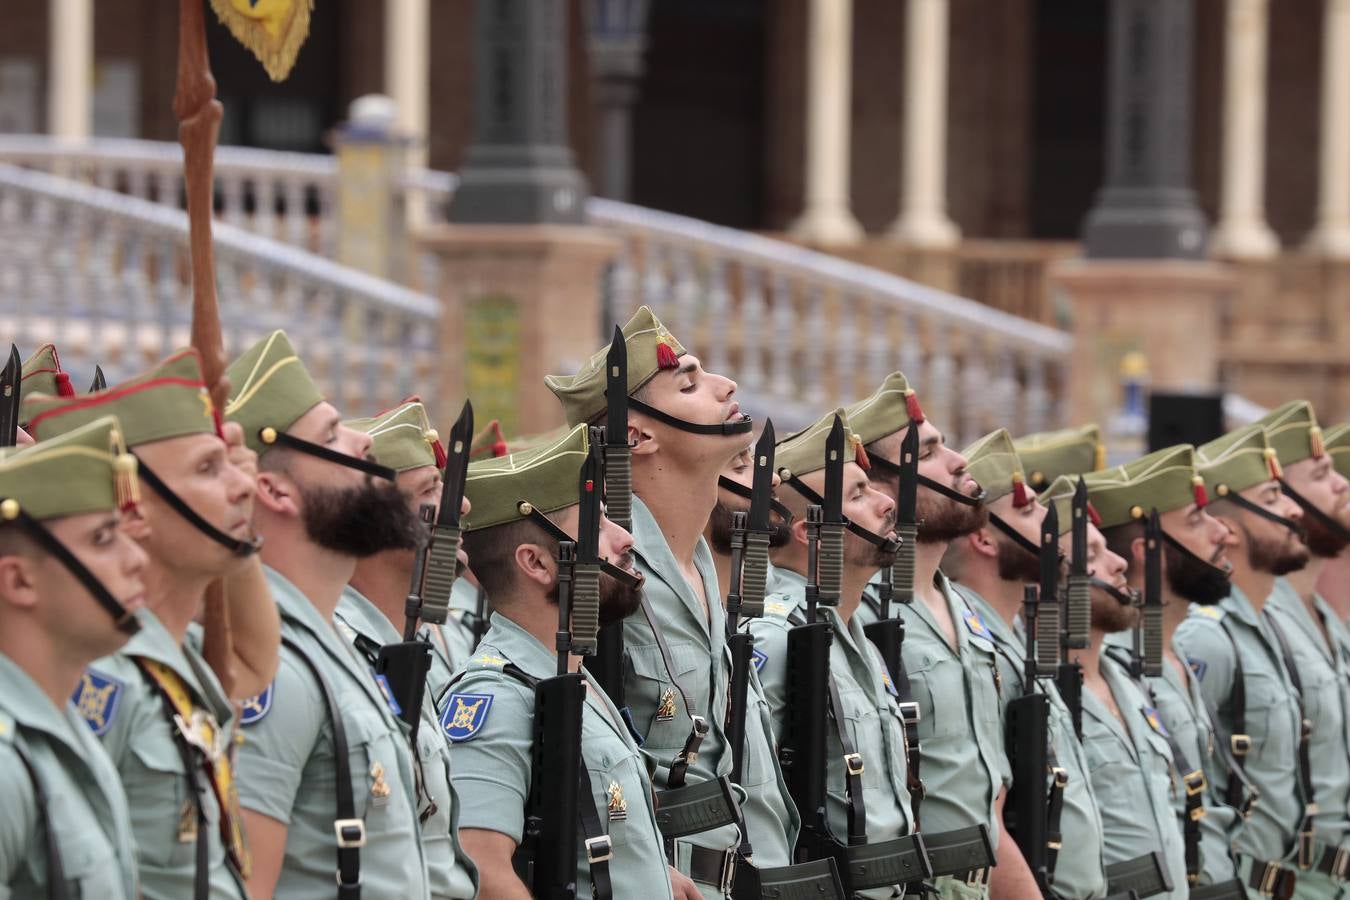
[789,0,863,246]
[48,0,92,140]
[1082,0,1207,259]
[1209,0,1279,260]
[449,0,588,225]
[586,0,652,202]
[384,0,430,226]
[1307,0,1350,258]
[888,0,959,249]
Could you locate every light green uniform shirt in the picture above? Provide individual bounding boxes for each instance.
[1085,652,1186,900]
[1266,579,1350,899]
[734,644,800,868]
[624,495,742,896]
[1175,587,1306,864]
[335,587,479,898]
[748,567,913,898]
[423,577,486,700]
[82,609,246,899]
[958,588,1108,900]
[0,652,139,899]
[444,614,675,900]
[235,566,429,899]
[876,572,1009,841]
[1101,631,1242,887]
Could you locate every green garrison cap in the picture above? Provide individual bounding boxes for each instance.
[545,306,687,428]
[464,424,591,531]
[1326,424,1349,480]
[19,343,75,403]
[844,372,925,448]
[1040,476,1086,536]
[1197,425,1282,500]
[224,331,326,457]
[964,428,1033,507]
[22,349,221,447]
[1013,424,1106,490]
[775,408,868,480]
[0,415,138,521]
[1254,401,1327,468]
[346,398,445,474]
[1079,444,1206,529]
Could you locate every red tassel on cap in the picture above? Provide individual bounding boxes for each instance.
[1011,472,1029,508]
[1192,475,1208,509]
[656,340,679,370]
[432,439,448,469]
[1310,426,1325,460]
[1265,447,1283,480]
[1087,502,1102,527]
[904,389,925,424]
[852,436,871,470]
[489,420,507,457]
[54,371,74,398]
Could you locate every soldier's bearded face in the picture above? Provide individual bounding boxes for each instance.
[1091,588,1138,633]
[300,476,421,558]
[915,490,988,543]
[1243,518,1310,576]
[1283,457,1350,557]
[1162,540,1231,605]
[995,536,1041,583]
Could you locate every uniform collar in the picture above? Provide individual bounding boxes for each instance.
[1219,583,1261,628]
[116,607,217,708]
[0,652,90,746]
[630,494,722,634]
[337,585,402,646]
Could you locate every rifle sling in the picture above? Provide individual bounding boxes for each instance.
[13,739,70,900]
[825,674,867,846]
[135,460,259,557]
[1211,618,1259,815]
[636,593,706,788]
[280,636,362,898]
[1260,612,1318,867]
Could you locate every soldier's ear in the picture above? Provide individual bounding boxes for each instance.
[253,470,297,518]
[0,554,40,612]
[969,526,998,559]
[1130,536,1147,569]
[514,542,555,590]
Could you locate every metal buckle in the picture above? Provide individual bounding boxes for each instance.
[1257,861,1289,896]
[844,752,865,776]
[690,714,709,737]
[1299,829,1316,870]
[720,849,737,894]
[585,835,614,864]
[1231,733,1252,756]
[334,818,367,849]
[964,867,990,888]
[897,701,921,726]
[1184,769,1208,797]
[1332,845,1350,881]
[1051,766,1069,789]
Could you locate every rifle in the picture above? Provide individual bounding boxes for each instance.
[865,422,917,683]
[513,435,605,898]
[587,327,630,712]
[1141,510,1163,678]
[0,345,19,447]
[374,402,473,740]
[1065,479,1092,654]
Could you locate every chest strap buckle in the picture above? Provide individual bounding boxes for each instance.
[334,818,367,849]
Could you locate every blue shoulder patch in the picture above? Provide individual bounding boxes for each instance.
[1142,705,1170,738]
[963,608,994,642]
[373,674,402,717]
[881,670,900,698]
[751,648,768,673]
[71,669,124,736]
[1187,658,1208,682]
[441,692,494,743]
[239,682,275,726]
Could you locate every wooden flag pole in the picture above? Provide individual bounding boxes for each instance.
[175,0,235,695]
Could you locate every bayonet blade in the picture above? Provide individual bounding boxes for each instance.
[898,422,919,526]
[1065,477,1092,649]
[740,419,777,617]
[577,435,602,566]
[1035,502,1062,672]
[436,400,474,529]
[823,416,845,526]
[1143,509,1164,677]
[90,365,107,393]
[815,415,847,606]
[0,345,19,447]
[1071,479,1088,577]
[420,400,474,626]
[603,325,633,532]
[570,435,604,657]
[748,419,776,534]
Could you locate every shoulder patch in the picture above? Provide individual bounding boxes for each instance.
[963,608,994,642]
[1142,705,1170,738]
[71,669,124,736]
[373,674,402,717]
[1195,605,1225,621]
[441,692,494,742]
[1187,658,1208,682]
[751,648,768,673]
[239,682,275,726]
[467,653,509,670]
[881,669,899,698]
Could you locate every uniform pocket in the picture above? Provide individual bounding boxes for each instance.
[906,655,965,740]
[125,733,195,870]
[627,641,702,752]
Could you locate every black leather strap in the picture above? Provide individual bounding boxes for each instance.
[1261,611,1318,868]
[628,396,753,437]
[717,475,795,525]
[824,674,867,846]
[1280,479,1350,544]
[779,476,900,550]
[13,740,70,900]
[988,513,1040,558]
[1216,489,1305,540]
[636,593,705,787]
[1213,618,1254,813]
[262,430,396,481]
[135,459,259,556]
[7,507,138,634]
[281,636,362,898]
[576,764,614,899]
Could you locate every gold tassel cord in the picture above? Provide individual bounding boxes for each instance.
[208,0,314,82]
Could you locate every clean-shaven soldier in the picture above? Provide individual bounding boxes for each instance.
[1045,469,1185,900]
[337,399,480,899]
[751,410,919,898]
[1088,446,1248,891]
[703,445,803,874]
[846,372,1037,900]
[1256,402,1350,897]
[23,349,283,900]
[445,424,698,899]
[1316,424,1350,623]
[940,429,1108,900]
[0,417,147,898]
[547,307,755,898]
[226,331,432,899]
[1175,426,1311,896]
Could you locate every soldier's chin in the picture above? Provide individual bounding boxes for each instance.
[598,575,644,627]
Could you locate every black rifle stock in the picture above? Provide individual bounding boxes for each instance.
[1004,584,1053,897]
[725,510,753,787]
[374,504,438,737]
[863,566,903,685]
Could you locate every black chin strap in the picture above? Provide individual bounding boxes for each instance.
[988,513,1041,558]
[1091,577,1139,608]
[521,506,644,590]
[867,453,987,507]
[716,475,795,524]
[778,476,901,552]
[261,430,397,481]
[9,509,139,634]
[135,459,261,557]
[626,396,754,437]
[1159,527,1235,580]
[1280,479,1350,544]
[1215,487,1307,541]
